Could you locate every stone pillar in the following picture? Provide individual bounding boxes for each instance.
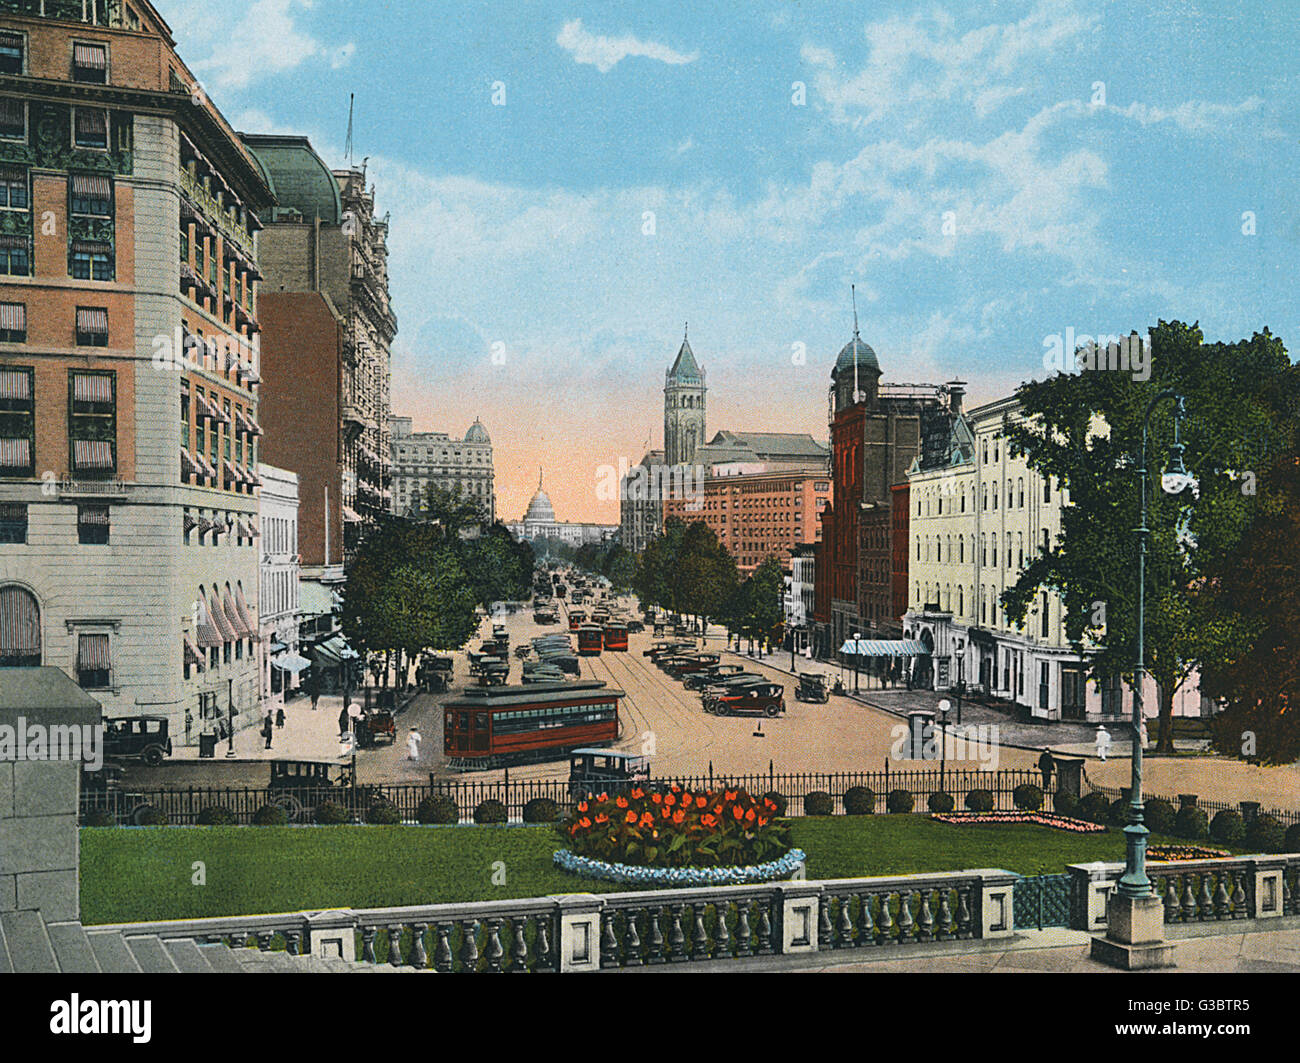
[774,883,822,954]
[1249,858,1287,919]
[971,870,1018,938]
[1052,755,1085,800]
[1090,891,1176,969]
[552,895,602,972]
[1067,862,1122,931]
[304,909,357,961]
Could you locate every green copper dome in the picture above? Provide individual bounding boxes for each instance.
[241,134,343,225]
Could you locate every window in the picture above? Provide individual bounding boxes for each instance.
[75,307,109,346]
[1039,662,1050,711]
[71,244,113,281]
[0,502,26,543]
[73,108,108,150]
[72,42,108,84]
[0,301,24,342]
[78,505,110,545]
[1041,592,1050,637]
[0,97,24,140]
[1044,477,1051,503]
[0,168,29,212]
[1018,477,1025,507]
[70,173,112,217]
[77,633,110,688]
[0,366,33,478]
[69,371,116,477]
[0,33,23,75]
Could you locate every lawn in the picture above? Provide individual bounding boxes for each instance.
[79,816,1195,926]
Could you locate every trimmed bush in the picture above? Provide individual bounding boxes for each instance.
[1246,814,1285,854]
[1209,809,1246,845]
[252,803,289,826]
[522,797,561,823]
[927,791,955,814]
[964,789,994,813]
[134,805,168,826]
[1106,797,1129,827]
[314,800,351,825]
[196,805,237,826]
[1012,784,1044,811]
[762,791,788,817]
[365,800,401,825]
[416,795,459,825]
[1052,791,1079,817]
[82,809,116,827]
[1174,805,1209,841]
[885,789,914,814]
[1144,797,1176,836]
[843,786,876,815]
[1078,792,1111,824]
[473,799,508,824]
[803,791,834,816]
[1285,823,1300,852]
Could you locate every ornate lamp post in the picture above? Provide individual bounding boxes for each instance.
[1093,389,1193,970]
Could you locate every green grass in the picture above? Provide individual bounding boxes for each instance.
[79,816,1206,926]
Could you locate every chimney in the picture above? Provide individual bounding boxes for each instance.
[947,381,966,416]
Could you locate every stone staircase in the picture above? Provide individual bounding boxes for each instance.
[0,910,411,974]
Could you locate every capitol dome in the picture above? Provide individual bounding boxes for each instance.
[465,418,490,444]
[524,469,556,523]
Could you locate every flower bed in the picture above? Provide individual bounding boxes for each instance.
[930,811,1105,834]
[1148,844,1230,862]
[553,847,808,887]
[560,785,793,869]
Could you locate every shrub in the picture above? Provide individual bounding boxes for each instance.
[1285,823,1300,852]
[1144,797,1176,835]
[416,795,459,825]
[196,805,237,826]
[1078,792,1111,824]
[1209,809,1246,845]
[82,810,116,827]
[1174,805,1209,841]
[314,801,351,825]
[561,786,793,869]
[803,791,834,816]
[762,791,788,817]
[1052,791,1079,817]
[252,803,288,826]
[133,805,168,826]
[365,800,401,825]
[1012,784,1043,811]
[1107,797,1129,827]
[964,789,994,813]
[473,799,508,824]
[885,789,914,814]
[1245,814,1285,853]
[843,786,876,815]
[522,797,561,823]
[927,791,955,814]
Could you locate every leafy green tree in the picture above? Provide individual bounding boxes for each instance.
[1000,321,1298,753]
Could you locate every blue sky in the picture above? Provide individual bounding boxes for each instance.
[155,0,1300,522]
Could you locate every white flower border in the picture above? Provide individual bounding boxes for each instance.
[554,848,808,887]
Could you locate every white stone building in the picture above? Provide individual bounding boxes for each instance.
[258,464,301,709]
[389,416,495,523]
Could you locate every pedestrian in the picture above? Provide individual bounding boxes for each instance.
[275,707,285,730]
[407,727,422,761]
[338,706,349,738]
[1095,725,1111,762]
[262,713,274,750]
[1037,747,1055,790]
[1138,717,1149,751]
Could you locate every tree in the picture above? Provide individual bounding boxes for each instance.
[1000,321,1298,753]
[677,521,739,631]
[723,557,784,647]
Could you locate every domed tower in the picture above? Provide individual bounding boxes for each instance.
[664,325,706,467]
[831,289,881,414]
[464,418,490,445]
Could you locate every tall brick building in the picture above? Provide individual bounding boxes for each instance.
[0,1,273,742]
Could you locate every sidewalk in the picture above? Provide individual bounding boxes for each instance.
[171,693,361,763]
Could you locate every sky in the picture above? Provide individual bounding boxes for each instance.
[154,0,1300,524]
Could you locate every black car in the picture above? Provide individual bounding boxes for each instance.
[707,682,786,718]
[102,716,173,766]
[684,663,747,690]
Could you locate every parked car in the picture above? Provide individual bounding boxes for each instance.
[625,619,645,633]
[684,663,747,691]
[355,709,397,748]
[102,716,173,766]
[568,748,650,800]
[707,682,786,718]
[663,653,721,678]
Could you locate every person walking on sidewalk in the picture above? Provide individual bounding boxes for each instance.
[1037,748,1055,790]
[262,713,274,750]
[407,727,422,761]
[338,706,350,738]
[275,707,285,730]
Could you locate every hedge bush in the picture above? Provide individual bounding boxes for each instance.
[885,789,914,814]
[473,799,508,824]
[522,797,561,823]
[252,803,289,826]
[1078,792,1111,824]
[416,795,459,825]
[314,801,351,825]
[1286,823,1300,852]
[83,810,116,827]
[1144,797,1176,836]
[843,786,875,815]
[1106,797,1129,827]
[762,791,788,817]
[964,789,994,813]
[365,800,401,825]
[1246,814,1285,853]
[1012,784,1043,811]
[928,791,955,814]
[1209,809,1246,845]
[196,805,237,826]
[1052,791,1079,817]
[134,805,168,826]
[1174,805,1209,841]
[803,791,834,816]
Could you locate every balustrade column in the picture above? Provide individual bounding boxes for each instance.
[956,886,972,939]
[668,905,687,962]
[691,906,709,960]
[735,903,753,957]
[646,907,665,964]
[624,910,643,967]
[361,926,378,964]
[601,912,620,969]
[484,919,505,972]
[460,919,479,972]
[878,891,895,945]
[510,919,528,972]
[857,893,874,946]
[897,890,914,943]
[388,925,404,966]
[433,923,454,973]
[411,924,429,969]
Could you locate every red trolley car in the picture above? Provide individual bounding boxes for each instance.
[567,609,587,631]
[576,624,604,656]
[602,622,629,652]
[443,680,625,771]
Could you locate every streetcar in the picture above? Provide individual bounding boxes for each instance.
[567,609,587,631]
[443,680,625,770]
[576,624,604,656]
[602,622,629,652]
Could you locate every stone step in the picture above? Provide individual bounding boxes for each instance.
[86,930,143,973]
[45,922,102,973]
[195,943,246,974]
[164,938,214,974]
[125,935,181,974]
[0,910,58,974]
[0,916,12,974]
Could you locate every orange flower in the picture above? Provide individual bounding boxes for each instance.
[664,793,676,807]
[577,801,588,813]
[745,808,756,822]
[578,817,592,829]
[625,811,638,824]
[701,814,717,828]
[695,796,707,809]
[670,784,681,793]
[639,812,654,828]
[597,793,609,803]
[724,790,738,802]
[681,791,692,804]
[616,796,629,809]
[672,810,686,825]
[631,787,645,800]
[650,793,662,804]
[732,805,744,820]
[764,799,777,811]
[757,816,768,827]
[595,813,609,824]
[661,805,673,819]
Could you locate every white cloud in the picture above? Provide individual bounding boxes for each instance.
[556,18,698,74]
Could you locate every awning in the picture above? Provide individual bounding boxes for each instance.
[183,635,207,669]
[313,636,359,665]
[77,633,110,670]
[0,585,41,655]
[342,506,362,522]
[0,437,30,469]
[211,589,238,642]
[72,439,113,470]
[272,652,312,674]
[840,639,930,657]
[0,98,23,126]
[76,307,109,336]
[73,43,107,70]
[181,448,202,479]
[73,373,113,403]
[195,594,221,648]
[235,583,260,641]
[70,173,111,198]
[71,240,111,255]
[183,511,198,533]
[0,303,25,333]
[269,640,287,653]
[74,109,107,139]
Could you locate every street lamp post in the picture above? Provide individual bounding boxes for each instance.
[852,632,860,694]
[225,678,235,757]
[937,698,951,790]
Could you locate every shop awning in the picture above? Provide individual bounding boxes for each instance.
[196,593,224,647]
[72,439,113,470]
[77,633,110,670]
[840,639,930,657]
[183,635,207,669]
[0,303,25,335]
[235,583,260,641]
[272,652,312,674]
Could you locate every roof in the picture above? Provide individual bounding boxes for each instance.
[0,668,101,727]
[464,419,491,444]
[667,335,704,385]
[445,680,624,708]
[570,748,648,760]
[834,332,882,379]
[241,135,344,225]
[693,431,829,468]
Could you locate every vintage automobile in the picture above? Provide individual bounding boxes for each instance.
[625,618,645,634]
[699,674,769,707]
[662,653,721,678]
[568,748,651,800]
[644,640,694,661]
[683,663,748,691]
[267,759,386,821]
[102,716,173,766]
[707,681,786,718]
[418,655,454,693]
[477,659,510,686]
[795,673,832,704]
[354,709,397,748]
[522,664,568,684]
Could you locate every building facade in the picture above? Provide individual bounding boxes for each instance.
[618,447,664,554]
[258,463,300,710]
[787,543,816,655]
[0,2,273,744]
[506,470,617,546]
[663,330,705,469]
[388,415,495,522]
